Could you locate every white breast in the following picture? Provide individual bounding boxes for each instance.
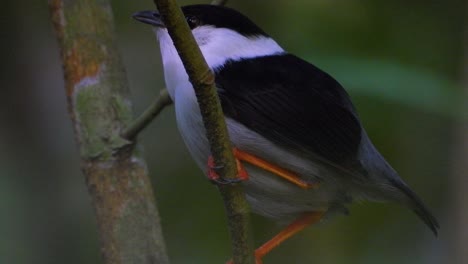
[156,28,210,170]
[154,27,350,221]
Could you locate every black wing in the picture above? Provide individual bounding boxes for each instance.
[215,54,362,164]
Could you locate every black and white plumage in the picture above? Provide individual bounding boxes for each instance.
[133,5,438,234]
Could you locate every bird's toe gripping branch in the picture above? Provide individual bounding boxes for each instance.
[208,154,249,185]
[208,148,318,189]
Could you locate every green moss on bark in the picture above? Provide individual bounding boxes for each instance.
[49,0,169,264]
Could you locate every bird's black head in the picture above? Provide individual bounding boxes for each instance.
[133,4,267,37]
[133,4,283,70]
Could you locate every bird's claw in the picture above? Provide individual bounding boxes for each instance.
[207,154,249,185]
[210,176,243,185]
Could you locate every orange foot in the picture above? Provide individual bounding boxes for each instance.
[207,153,249,185]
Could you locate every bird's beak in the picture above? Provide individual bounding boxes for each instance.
[132,10,165,27]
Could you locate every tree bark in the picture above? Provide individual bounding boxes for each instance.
[48,1,169,263]
[152,0,256,263]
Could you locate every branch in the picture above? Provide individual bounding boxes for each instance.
[152,0,255,264]
[48,1,169,264]
[122,89,172,139]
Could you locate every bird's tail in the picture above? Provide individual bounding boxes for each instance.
[390,178,440,236]
[357,134,439,235]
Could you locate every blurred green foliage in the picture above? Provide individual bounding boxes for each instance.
[317,56,467,118]
[1,0,465,264]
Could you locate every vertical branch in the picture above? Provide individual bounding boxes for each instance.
[48,1,169,264]
[152,0,255,264]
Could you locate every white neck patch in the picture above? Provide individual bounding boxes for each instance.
[156,26,284,70]
[193,26,284,69]
[154,26,284,99]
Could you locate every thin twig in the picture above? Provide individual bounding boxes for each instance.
[122,89,172,139]
[153,0,255,263]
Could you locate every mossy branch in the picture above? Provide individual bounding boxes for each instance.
[48,0,169,263]
[152,0,255,263]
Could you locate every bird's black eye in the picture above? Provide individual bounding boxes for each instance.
[186,16,200,29]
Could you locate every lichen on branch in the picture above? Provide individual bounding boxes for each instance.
[49,0,169,263]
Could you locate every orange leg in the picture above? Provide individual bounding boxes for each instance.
[233,148,317,189]
[255,212,324,261]
[227,211,325,264]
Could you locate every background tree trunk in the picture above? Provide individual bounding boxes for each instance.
[48,0,169,263]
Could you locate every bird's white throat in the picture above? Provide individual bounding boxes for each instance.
[154,26,284,98]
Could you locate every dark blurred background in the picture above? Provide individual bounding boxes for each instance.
[1,0,466,263]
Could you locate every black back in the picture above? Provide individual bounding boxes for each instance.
[215,54,362,164]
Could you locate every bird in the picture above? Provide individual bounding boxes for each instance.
[133,4,439,263]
